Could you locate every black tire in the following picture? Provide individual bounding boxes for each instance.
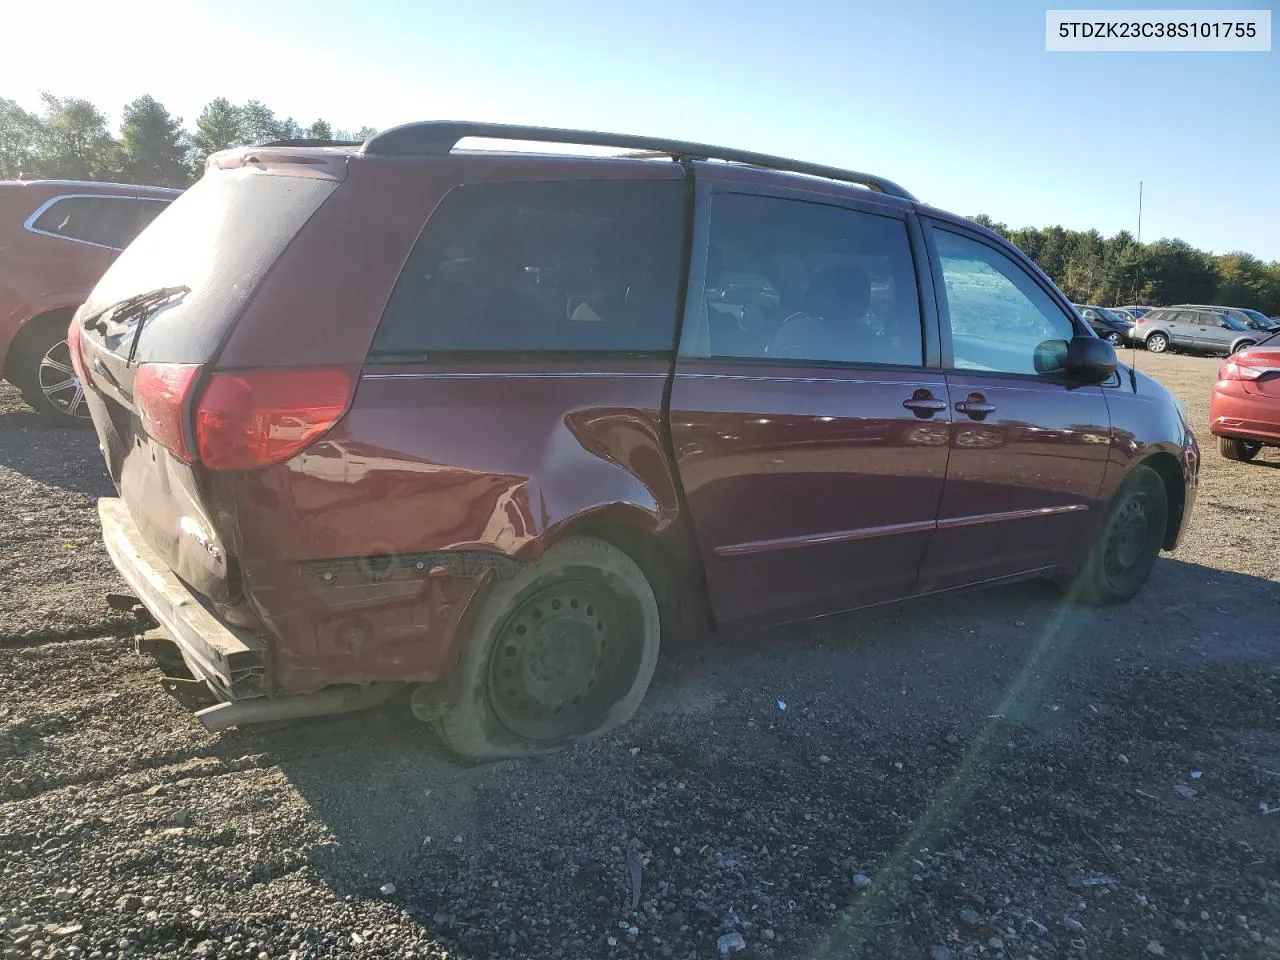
[423,536,660,761]
[1145,332,1168,353]
[1219,436,1262,462]
[1065,465,1169,606]
[8,314,92,426]
[1105,331,1124,347]
[1232,340,1256,356]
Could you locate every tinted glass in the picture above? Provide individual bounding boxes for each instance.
[687,192,923,366]
[932,228,1076,375]
[1171,311,1198,324]
[32,196,147,248]
[1240,309,1276,328]
[83,174,338,364]
[373,180,684,356]
[1220,314,1249,331]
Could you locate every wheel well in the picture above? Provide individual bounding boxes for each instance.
[565,510,713,642]
[4,307,76,382]
[1141,452,1185,550]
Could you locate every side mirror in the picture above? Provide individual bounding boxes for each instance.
[1033,338,1069,374]
[1064,334,1117,383]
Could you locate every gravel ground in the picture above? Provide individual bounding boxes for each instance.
[3,353,1280,960]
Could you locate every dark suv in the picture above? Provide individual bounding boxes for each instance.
[78,123,1199,759]
[1072,304,1132,346]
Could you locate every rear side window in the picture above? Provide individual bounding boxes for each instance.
[30,195,169,249]
[371,180,684,357]
[686,192,923,366]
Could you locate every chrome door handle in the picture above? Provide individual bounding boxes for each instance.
[954,394,996,420]
[903,392,948,418]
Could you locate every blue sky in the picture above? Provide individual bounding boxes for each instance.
[3,0,1277,258]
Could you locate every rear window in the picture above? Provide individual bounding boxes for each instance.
[83,173,338,364]
[370,179,685,357]
[30,195,171,249]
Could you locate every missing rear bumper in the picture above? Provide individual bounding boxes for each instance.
[98,497,266,699]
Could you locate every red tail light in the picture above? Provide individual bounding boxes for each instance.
[134,363,202,461]
[1135,316,1146,325]
[194,367,356,471]
[1219,358,1266,381]
[66,318,91,387]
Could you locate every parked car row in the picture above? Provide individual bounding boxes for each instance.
[1132,305,1270,356]
[65,122,1201,758]
[1072,303,1278,358]
[0,179,181,423]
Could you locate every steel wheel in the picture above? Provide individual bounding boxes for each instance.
[487,575,637,741]
[36,338,89,420]
[1102,496,1152,585]
[1065,464,1168,606]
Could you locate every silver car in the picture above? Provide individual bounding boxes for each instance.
[1137,306,1263,356]
[1179,304,1280,335]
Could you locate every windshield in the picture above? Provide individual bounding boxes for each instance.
[1219,313,1250,331]
[1095,307,1128,324]
[1240,308,1278,329]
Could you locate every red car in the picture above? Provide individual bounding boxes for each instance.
[0,179,180,422]
[77,123,1199,759]
[1210,336,1280,461]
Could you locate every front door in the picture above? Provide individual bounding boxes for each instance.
[917,222,1112,591]
[668,184,950,625]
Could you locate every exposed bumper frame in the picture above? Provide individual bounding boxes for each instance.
[98,497,266,699]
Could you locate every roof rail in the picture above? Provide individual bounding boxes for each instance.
[360,121,916,201]
[256,138,363,148]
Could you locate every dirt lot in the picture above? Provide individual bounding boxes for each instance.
[3,352,1279,960]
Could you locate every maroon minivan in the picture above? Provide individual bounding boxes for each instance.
[77,123,1199,759]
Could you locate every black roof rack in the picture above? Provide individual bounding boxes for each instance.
[360,122,916,202]
[256,138,363,148]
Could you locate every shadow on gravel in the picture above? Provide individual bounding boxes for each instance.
[0,411,111,496]
[193,559,1280,959]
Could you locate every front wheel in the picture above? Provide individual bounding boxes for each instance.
[1219,436,1263,462]
[424,536,661,761]
[1064,465,1169,606]
[1145,332,1168,353]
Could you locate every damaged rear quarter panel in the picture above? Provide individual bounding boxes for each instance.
[207,360,682,694]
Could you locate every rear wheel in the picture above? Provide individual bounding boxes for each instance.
[1104,331,1124,347]
[1145,332,1168,353]
[423,536,660,761]
[9,315,91,426]
[1219,436,1263,462]
[1065,465,1168,606]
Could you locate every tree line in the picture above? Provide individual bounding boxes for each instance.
[0,92,376,189]
[2,93,1276,317]
[970,215,1280,317]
